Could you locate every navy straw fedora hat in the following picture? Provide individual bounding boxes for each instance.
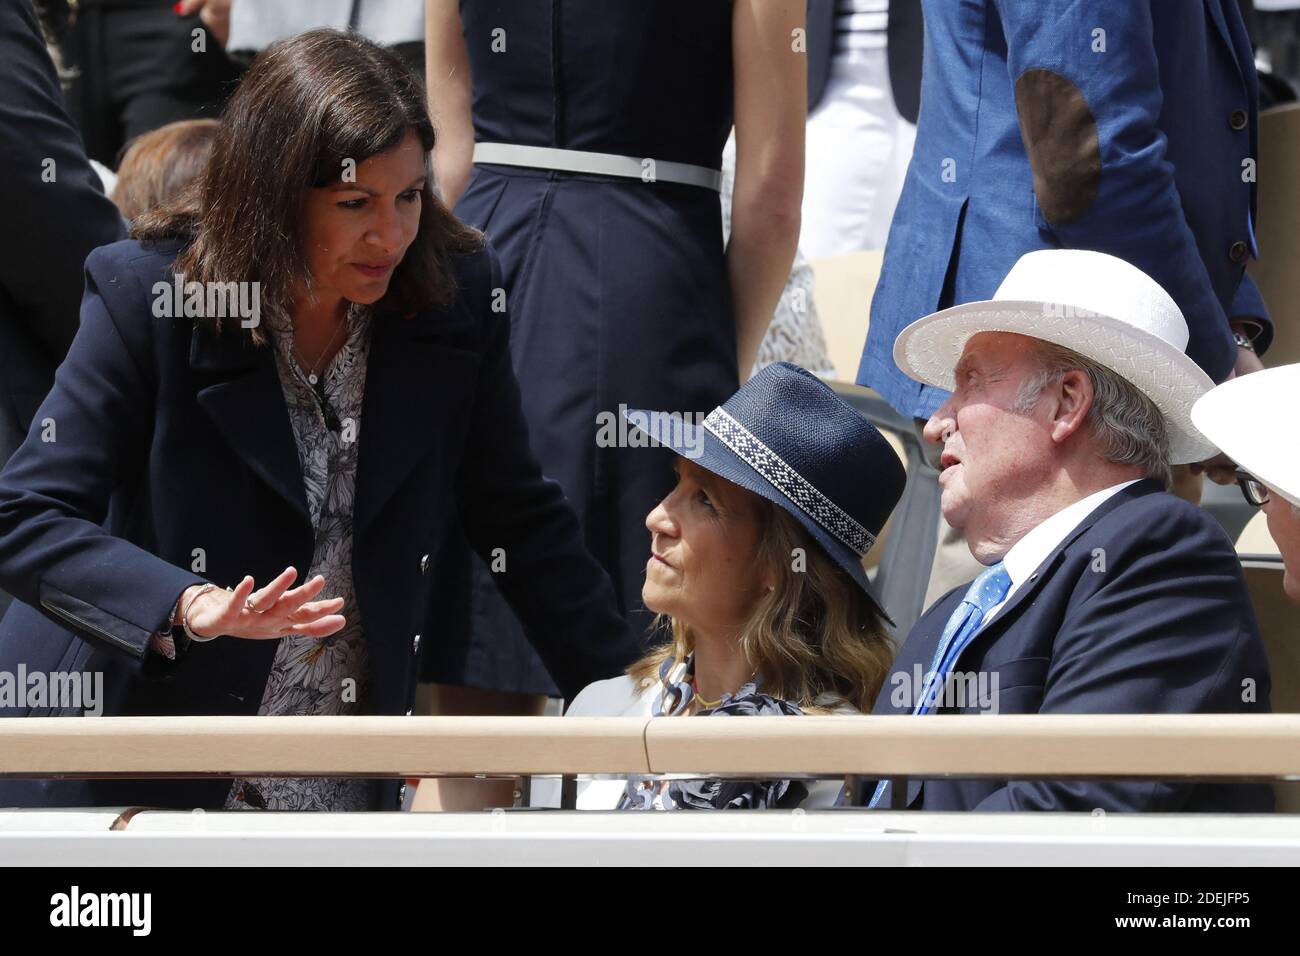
[622,362,906,622]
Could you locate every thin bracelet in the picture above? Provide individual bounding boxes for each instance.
[157,596,179,637]
[181,583,224,643]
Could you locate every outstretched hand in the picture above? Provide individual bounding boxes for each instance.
[182,567,346,640]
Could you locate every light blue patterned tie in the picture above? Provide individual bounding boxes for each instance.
[866,561,1011,809]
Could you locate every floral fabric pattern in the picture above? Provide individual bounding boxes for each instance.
[618,653,808,811]
[225,303,376,812]
[666,693,809,810]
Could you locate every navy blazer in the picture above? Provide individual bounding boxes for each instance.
[860,0,1270,420]
[0,238,637,810]
[871,480,1273,813]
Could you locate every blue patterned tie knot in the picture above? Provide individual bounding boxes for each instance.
[916,561,1012,714]
[961,561,1013,620]
[865,561,1012,809]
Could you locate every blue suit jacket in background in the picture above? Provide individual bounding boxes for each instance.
[860,0,1270,420]
[871,480,1273,813]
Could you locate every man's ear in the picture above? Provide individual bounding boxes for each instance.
[1049,369,1093,444]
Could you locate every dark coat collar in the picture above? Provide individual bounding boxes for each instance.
[190,301,472,541]
[953,477,1167,652]
[895,477,1167,809]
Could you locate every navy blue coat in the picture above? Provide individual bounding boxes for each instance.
[0,238,637,810]
[860,0,1270,420]
[871,480,1273,812]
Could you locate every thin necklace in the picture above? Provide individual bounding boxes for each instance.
[692,691,724,709]
[289,309,350,433]
[293,311,350,386]
[690,679,725,709]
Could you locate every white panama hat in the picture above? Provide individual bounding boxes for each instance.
[1192,363,1300,508]
[893,248,1218,464]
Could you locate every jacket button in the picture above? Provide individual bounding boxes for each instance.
[1228,240,1248,263]
[419,553,430,573]
[1229,108,1248,131]
[412,632,422,655]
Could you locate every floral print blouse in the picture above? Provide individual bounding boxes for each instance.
[225,303,377,812]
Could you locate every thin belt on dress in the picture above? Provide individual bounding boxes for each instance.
[472,142,722,192]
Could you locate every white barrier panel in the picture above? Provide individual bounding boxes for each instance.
[1,811,1298,866]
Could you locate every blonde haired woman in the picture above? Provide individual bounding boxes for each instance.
[540,363,907,810]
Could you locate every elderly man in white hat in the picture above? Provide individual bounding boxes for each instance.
[1194,365,1300,603]
[868,249,1271,813]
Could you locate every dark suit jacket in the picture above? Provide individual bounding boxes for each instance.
[0,0,125,504]
[860,0,1269,421]
[871,479,1273,813]
[0,237,637,810]
[806,0,923,122]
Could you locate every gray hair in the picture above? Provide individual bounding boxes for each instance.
[1012,341,1172,487]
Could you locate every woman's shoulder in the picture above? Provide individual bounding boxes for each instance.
[443,237,496,297]
[86,236,184,277]
[409,239,496,343]
[83,238,189,321]
[566,673,658,716]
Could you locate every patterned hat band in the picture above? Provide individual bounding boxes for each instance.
[702,407,876,557]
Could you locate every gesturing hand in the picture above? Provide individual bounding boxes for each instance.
[183,567,346,640]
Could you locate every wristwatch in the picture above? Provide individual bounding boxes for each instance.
[1233,330,1255,352]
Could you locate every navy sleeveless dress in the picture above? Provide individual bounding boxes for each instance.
[429,1,738,696]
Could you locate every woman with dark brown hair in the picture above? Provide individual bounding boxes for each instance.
[0,29,637,812]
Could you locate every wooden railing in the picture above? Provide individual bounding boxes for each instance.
[1,714,1298,779]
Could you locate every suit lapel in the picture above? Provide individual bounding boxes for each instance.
[946,479,1165,672]
[352,305,481,541]
[192,323,313,531]
[191,302,481,545]
[1203,0,1242,75]
[895,479,1165,809]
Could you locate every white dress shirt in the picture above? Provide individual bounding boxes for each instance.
[979,479,1142,630]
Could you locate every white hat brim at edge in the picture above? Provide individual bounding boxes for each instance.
[1192,364,1300,508]
[893,299,1219,464]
